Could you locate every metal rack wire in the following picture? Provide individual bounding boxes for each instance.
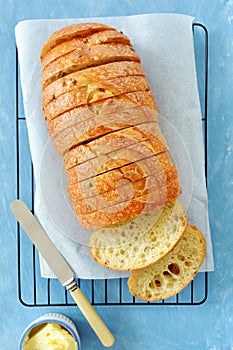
[15,23,208,307]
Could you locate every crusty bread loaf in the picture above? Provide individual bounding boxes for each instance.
[89,200,187,269]
[40,23,182,229]
[40,24,205,299]
[128,225,206,301]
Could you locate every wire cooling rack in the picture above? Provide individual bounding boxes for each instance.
[15,23,208,307]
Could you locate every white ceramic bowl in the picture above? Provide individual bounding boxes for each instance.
[19,313,81,349]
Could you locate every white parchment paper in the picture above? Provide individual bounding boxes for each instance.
[15,13,214,279]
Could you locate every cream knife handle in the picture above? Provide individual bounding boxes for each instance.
[70,287,114,347]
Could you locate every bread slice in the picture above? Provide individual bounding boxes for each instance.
[66,139,169,184]
[73,177,181,215]
[128,225,206,301]
[55,120,166,157]
[43,75,152,121]
[47,93,157,139]
[89,200,187,267]
[63,122,167,167]
[78,183,181,230]
[68,166,178,203]
[42,61,145,107]
[42,44,141,89]
[42,30,132,69]
[51,106,158,155]
[67,153,178,201]
[40,22,114,61]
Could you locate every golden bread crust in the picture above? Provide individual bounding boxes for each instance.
[78,186,181,229]
[47,94,157,139]
[42,61,145,107]
[63,122,167,168]
[42,44,141,89]
[42,30,132,68]
[43,75,152,121]
[72,177,181,216]
[66,139,170,184]
[40,22,113,60]
[67,153,178,202]
[40,22,182,230]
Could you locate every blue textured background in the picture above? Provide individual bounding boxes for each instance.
[1,1,233,349]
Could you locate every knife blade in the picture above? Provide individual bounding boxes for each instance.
[10,199,114,347]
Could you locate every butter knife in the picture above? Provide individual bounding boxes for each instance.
[10,199,114,347]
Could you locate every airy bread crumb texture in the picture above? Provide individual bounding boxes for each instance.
[89,200,187,270]
[127,225,206,301]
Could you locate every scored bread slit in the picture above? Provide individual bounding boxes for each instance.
[43,76,153,120]
[40,22,115,60]
[67,163,178,203]
[45,89,157,127]
[72,176,181,216]
[66,151,166,184]
[67,151,178,197]
[78,194,184,230]
[66,140,170,184]
[51,116,160,156]
[42,44,141,89]
[46,90,157,142]
[42,55,140,89]
[42,30,132,69]
[43,86,154,122]
[67,157,179,208]
[42,61,146,107]
[47,91,158,154]
[62,121,166,169]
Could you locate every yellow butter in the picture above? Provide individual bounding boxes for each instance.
[23,322,78,350]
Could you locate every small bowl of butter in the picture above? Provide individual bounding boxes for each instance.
[19,313,81,350]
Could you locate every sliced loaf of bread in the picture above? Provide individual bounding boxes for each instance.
[40,23,181,229]
[128,225,206,301]
[89,200,187,269]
